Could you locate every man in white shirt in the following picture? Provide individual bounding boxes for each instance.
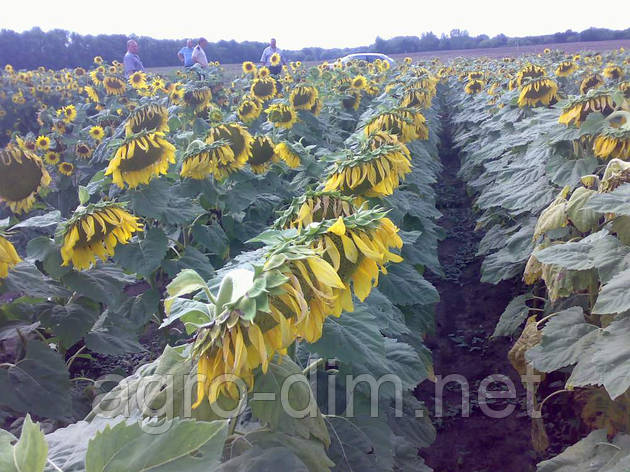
[259,38,286,75]
[192,38,209,68]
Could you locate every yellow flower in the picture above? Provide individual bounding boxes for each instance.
[58,162,74,176]
[351,75,367,90]
[0,145,51,214]
[199,123,252,181]
[93,56,103,65]
[183,87,212,111]
[555,61,577,77]
[60,203,143,270]
[265,103,297,129]
[56,104,77,123]
[128,71,147,89]
[44,151,61,165]
[364,109,428,143]
[105,132,176,188]
[242,61,256,74]
[270,52,281,67]
[517,64,546,86]
[580,74,604,94]
[274,142,301,168]
[248,136,279,174]
[89,126,105,141]
[251,77,277,101]
[103,76,127,96]
[558,92,616,127]
[342,90,362,111]
[593,132,630,160]
[0,236,21,278]
[84,85,100,103]
[76,142,92,159]
[464,79,484,94]
[517,77,558,107]
[237,98,262,122]
[124,104,169,136]
[289,85,318,110]
[603,65,624,81]
[36,135,50,151]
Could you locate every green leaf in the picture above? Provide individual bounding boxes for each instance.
[546,154,598,188]
[26,237,56,262]
[128,179,204,225]
[39,301,99,347]
[191,223,229,257]
[160,298,212,332]
[0,341,72,419]
[566,186,600,233]
[14,414,48,472]
[377,263,439,306]
[593,268,630,315]
[61,263,135,305]
[166,269,208,299]
[585,183,630,215]
[163,247,215,282]
[492,293,534,338]
[85,325,143,355]
[85,418,228,472]
[11,211,61,230]
[250,356,329,445]
[217,446,309,471]
[1,262,70,298]
[537,429,630,472]
[78,186,90,205]
[113,227,168,278]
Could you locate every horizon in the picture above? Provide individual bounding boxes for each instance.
[2,0,629,50]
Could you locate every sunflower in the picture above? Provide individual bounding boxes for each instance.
[53,121,67,135]
[57,104,77,123]
[44,151,61,165]
[364,108,428,143]
[36,135,50,151]
[468,71,484,80]
[4,64,14,74]
[237,98,263,122]
[103,76,126,95]
[0,145,51,214]
[401,89,432,109]
[248,136,279,174]
[324,132,412,198]
[124,104,169,136]
[93,56,103,65]
[58,162,74,176]
[351,75,367,90]
[76,142,92,159]
[270,52,281,67]
[83,85,100,104]
[242,61,256,74]
[60,202,143,270]
[342,89,362,111]
[580,74,604,94]
[128,71,147,89]
[89,125,105,141]
[544,48,551,54]
[203,123,253,180]
[310,98,322,115]
[555,61,577,77]
[183,87,212,112]
[274,141,301,168]
[105,132,176,188]
[266,103,297,129]
[251,77,277,101]
[289,85,318,110]
[517,77,558,107]
[0,236,21,279]
[257,67,270,79]
[621,82,630,100]
[603,65,624,81]
[558,90,616,127]
[181,140,231,181]
[517,64,546,86]
[593,129,630,160]
[464,79,484,94]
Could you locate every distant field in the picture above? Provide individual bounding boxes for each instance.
[147,39,630,78]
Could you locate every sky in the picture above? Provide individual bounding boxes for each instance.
[2,0,629,50]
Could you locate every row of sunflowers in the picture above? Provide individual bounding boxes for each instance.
[450,47,630,467]
[0,53,442,470]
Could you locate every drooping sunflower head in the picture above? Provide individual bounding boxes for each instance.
[124,103,169,136]
[0,235,21,279]
[464,79,484,94]
[128,71,147,89]
[558,89,617,127]
[105,132,176,188]
[251,77,277,101]
[60,202,143,270]
[103,76,127,96]
[265,103,298,129]
[203,123,252,180]
[517,64,546,86]
[400,88,432,109]
[323,131,412,198]
[289,85,319,110]
[364,108,428,143]
[274,141,302,168]
[274,190,357,230]
[242,61,256,74]
[580,73,604,94]
[468,71,484,81]
[183,87,212,112]
[555,61,577,77]
[341,89,362,111]
[36,135,50,150]
[249,136,279,174]
[0,145,51,214]
[603,65,624,81]
[56,104,77,124]
[600,158,630,192]
[75,142,92,159]
[517,77,558,107]
[237,97,263,122]
[89,125,105,141]
[593,127,630,160]
[57,162,74,176]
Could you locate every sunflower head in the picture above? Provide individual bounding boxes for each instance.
[555,61,577,77]
[517,64,546,86]
[364,108,428,143]
[242,61,256,74]
[0,145,51,214]
[57,104,77,123]
[251,77,277,101]
[580,74,604,94]
[183,87,212,112]
[44,151,61,165]
[58,162,74,176]
[89,125,105,141]
[593,128,630,160]
[270,53,281,67]
[517,77,558,107]
[249,136,279,174]
[237,98,263,123]
[464,79,484,94]
[105,132,176,188]
[265,103,298,129]
[258,67,270,79]
[203,123,252,180]
[558,89,616,127]
[342,90,362,111]
[0,235,21,279]
[76,142,92,159]
[103,76,127,96]
[124,103,169,136]
[603,65,624,81]
[351,75,367,90]
[289,85,319,110]
[128,71,147,89]
[60,202,143,270]
[36,135,50,150]
[93,56,103,65]
[274,141,302,168]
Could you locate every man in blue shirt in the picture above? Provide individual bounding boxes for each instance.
[123,39,144,77]
[177,39,194,68]
[259,38,286,75]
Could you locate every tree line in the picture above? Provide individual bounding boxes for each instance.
[1,26,629,70]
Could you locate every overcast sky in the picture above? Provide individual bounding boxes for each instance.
[2,0,628,49]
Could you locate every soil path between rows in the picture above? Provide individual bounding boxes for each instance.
[416,101,538,472]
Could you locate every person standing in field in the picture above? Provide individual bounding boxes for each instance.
[191,37,209,68]
[260,38,286,75]
[177,39,194,68]
[123,39,144,77]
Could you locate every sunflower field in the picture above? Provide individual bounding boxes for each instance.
[1,44,629,471]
